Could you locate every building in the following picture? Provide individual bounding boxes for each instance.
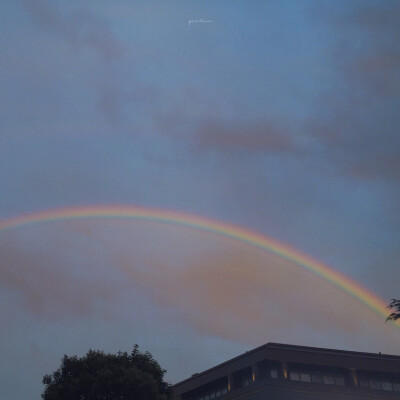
[173,342,400,400]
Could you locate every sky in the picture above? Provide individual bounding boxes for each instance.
[1,0,400,398]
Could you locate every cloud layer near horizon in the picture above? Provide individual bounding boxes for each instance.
[1,221,398,351]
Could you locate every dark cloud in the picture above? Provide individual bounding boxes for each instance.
[309,2,400,182]
[154,96,301,157]
[194,119,299,155]
[344,3,400,97]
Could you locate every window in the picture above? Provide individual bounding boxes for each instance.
[359,378,369,388]
[335,376,345,386]
[382,381,393,391]
[239,373,251,387]
[290,371,300,381]
[256,360,281,381]
[270,369,279,379]
[234,368,252,389]
[311,373,322,384]
[370,379,381,390]
[300,372,311,382]
[323,374,335,385]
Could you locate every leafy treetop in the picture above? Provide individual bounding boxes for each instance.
[386,298,400,322]
[42,345,173,400]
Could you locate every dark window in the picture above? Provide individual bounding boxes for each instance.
[256,360,281,381]
[234,367,253,389]
[240,375,251,387]
[270,369,279,379]
[311,373,322,384]
[335,376,345,386]
[323,374,335,385]
[300,372,311,382]
[369,379,381,390]
[359,378,369,388]
[382,381,393,391]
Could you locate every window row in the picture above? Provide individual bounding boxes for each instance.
[193,383,228,400]
[289,369,345,386]
[185,363,400,399]
[359,377,400,392]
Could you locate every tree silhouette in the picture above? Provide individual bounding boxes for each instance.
[41,345,172,400]
[386,299,400,322]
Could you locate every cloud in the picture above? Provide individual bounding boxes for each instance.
[2,221,398,353]
[20,0,122,60]
[343,3,400,97]
[20,0,131,125]
[0,230,122,320]
[308,2,400,182]
[194,119,298,155]
[111,231,399,350]
[155,96,301,158]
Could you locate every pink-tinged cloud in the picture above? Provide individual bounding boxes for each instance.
[104,223,399,352]
[1,221,398,354]
[0,230,121,320]
[195,120,298,154]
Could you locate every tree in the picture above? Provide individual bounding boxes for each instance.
[42,345,173,400]
[386,298,400,322]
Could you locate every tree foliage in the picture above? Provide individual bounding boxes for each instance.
[386,298,400,322]
[42,345,172,400]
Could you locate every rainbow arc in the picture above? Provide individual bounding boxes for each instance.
[0,204,397,327]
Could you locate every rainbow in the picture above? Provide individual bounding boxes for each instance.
[0,204,397,327]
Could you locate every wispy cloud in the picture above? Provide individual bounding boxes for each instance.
[20,0,129,125]
[20,0,122,60]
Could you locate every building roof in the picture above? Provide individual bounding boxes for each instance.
[174,342,400,387]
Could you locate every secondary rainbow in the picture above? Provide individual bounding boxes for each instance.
[0,204,397,326]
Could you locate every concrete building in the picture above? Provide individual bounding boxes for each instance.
[173,343,400,400]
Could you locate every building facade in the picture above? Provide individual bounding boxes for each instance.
[173,343,400,400]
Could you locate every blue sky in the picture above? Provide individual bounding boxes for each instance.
[1,1,399,398]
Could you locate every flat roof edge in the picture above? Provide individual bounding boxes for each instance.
[173,342,400,388]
